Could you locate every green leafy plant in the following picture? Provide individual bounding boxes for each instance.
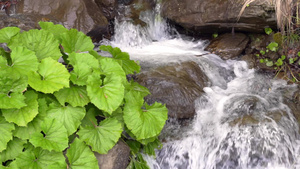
[212,33,218,38]
[0,22,168,168]
[264,27,273,35]
[266,42,279,52]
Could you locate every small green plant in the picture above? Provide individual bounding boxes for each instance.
[254,27,300,83]
[0,22,168,168]
[212,33,218,38]
[264,27,273,35]
[266,42,279,52]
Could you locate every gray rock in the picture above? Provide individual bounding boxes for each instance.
[94,141,130,169]
[205,33,249,60]
[0,0,109,36]
[161,0,276,34]
[136,61,208,119]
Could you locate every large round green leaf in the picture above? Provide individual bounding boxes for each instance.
[123,92,168,140]
[39,21,68,43]
[2,90,38,126]
[78,118,122,154]
[13,98,49,140]
[99,57,126,82]
[29,118,68,152]
[0,47,38,78]
[66,138,98,169]
[61,29,94,53]
[16,147,65,169]
[28,57,70,94]
[68,52,99,86]
[0,27,20,43]
[0,137,26,162]
[0,116,15,152]
[8,29,61,61]
[54,85,90,107]
[47,104,86,136]
[87,73,125,114]
[0,75,27,109]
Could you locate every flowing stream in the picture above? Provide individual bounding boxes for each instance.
[103,4,300,169]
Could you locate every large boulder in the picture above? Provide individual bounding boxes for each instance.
[136,61,208,119]
[95,0,117,20]
[0,0,109,40]
[94,141,130,169]
[161,0,276,34]
[205,33,249,60]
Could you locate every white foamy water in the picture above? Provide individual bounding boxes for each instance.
[146,57,300,169]
[103,4,300,169]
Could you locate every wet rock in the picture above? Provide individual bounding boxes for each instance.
[95,0,117,20]
[136,61,208,119]
[162,0,276,35]
[241,54,256,69]
[94,141,130,169]
[284,87,300,130]
[116,0,155,26]
[205,33,249,60]
[0,0,109,38]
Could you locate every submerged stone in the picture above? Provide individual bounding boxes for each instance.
[136,61,208,119]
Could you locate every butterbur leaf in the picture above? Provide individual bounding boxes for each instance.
[138,136,157,145]
[124,96,168,140]
[0,116,15,152]
[126,140,141,154]
[78,118,122,154]
[61,29,94,53]
[266,61,273,67]
[39,22,68,42]
[127,153,150,169]
[66,138,98,169]
[0,27,20,43]
[80,108,98,128]
[0,75,27,109]
[143,138,162,156]
[100,45,121,57]
[29,118,68,152]
[275,58,283,66]
[54,85,90,107]
[68,52,99,85]
[0,137,26,162]
[110,107,125,127]
[99,57,126,81]
[8,29,61,61]
[264,27,273,35]
[2,90,38,126]
[47,104,86,136]
[28,57,70,94]
[13,98,49,140]
[114,52,141,74]
[87,73,125,114]
[16,147,65,169]
[125,80,150,98]
[0,47,38,78]
[266,42,278,52]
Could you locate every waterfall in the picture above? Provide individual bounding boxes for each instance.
[103,2,300,168]
[146,56,300,169]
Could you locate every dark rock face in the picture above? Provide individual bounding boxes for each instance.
[136,61,208,119]
[161,0,276,34]
[284,87,300,131]
[95,0,117,20]
[94,141,130,169]
[205,33,249,60]
[0,0,109,39]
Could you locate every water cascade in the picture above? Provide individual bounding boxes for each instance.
[103,2,300,169]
